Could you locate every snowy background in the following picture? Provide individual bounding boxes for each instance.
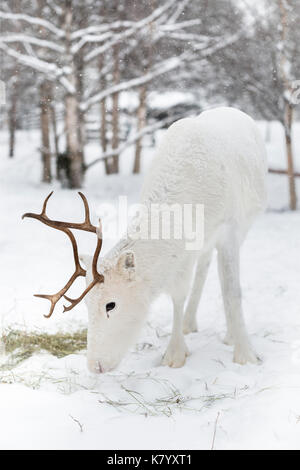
[0,122,300,450]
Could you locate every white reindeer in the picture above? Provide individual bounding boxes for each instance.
[23,107,267,373]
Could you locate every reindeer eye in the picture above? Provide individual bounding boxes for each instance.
[106,302,116,313]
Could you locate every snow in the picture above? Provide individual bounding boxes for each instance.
[0,120,300,450]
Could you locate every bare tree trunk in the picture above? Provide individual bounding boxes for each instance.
[75,2,86,173]
[99,55,110,174]
[7,0,22,158]
[64,0,82,188]
[65,87,82,188]
[111,43,120,174]
[98,0,110,175]
[8,81,18,158]
[284,104,297,210]
[50,103,61,181]
[76,60,86,172]
[101,95,110,174]
[133,85,147,174]
[40,81,52,183]
[132,0,155,174]
[278,0,297,210]
[50,103,59,159]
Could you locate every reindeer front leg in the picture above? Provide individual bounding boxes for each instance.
[162,261,193,368]
[217,230,258,364]
[162,294,190,368]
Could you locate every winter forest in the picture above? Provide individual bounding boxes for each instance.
[0,0,300,451]
[1,0,300,204]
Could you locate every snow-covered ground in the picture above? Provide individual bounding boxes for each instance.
[0,120,300,450]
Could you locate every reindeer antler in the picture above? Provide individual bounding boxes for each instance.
[22,192,104,318]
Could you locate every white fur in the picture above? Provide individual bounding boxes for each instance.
[83,107,267,373]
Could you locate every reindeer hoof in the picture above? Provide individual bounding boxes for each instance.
[162,341,189,368]
[233,345,259,365]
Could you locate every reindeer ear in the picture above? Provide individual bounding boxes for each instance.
[79,254,92,269]
[117,251,136,280]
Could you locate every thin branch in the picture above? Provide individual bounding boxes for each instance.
[71,21,136,40]
[83,0,178,62]
[167,0,191,24]
[159,19,202,31]
[269,168,300,177]
[73,0,177,40]
[82,53,189,111]
[0,11,64,37]
[86,116,176,169]
[0,43,74,93]
[83,29,241,111]
[0,34,64,53]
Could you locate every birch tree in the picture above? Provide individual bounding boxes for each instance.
[0,0,246,183]
[276,0,298,210]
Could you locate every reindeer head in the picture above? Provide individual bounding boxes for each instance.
[22,193,146,373]
[81,249,147,373]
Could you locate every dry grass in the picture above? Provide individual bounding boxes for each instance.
[0,330,240,419]
[0,328,87,370]
[98,383,236,417]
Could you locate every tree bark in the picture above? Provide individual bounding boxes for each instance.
[64,0,83,188]
[75,2,86,173]
[8,0,21,158]
[278,0,297,210]
[133,85,147,174]
[132,0,155,174]
[284,104,297,210]
[50,103,59,158]
[76,56,86,172]
[65,87,82,188]
[101,81,109,174]
[98,0,110,175]
[111,43,120,174]
[8,81,18,158]
[101,95,110,174]
[98,53,110,174]
[40,81,52,183]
